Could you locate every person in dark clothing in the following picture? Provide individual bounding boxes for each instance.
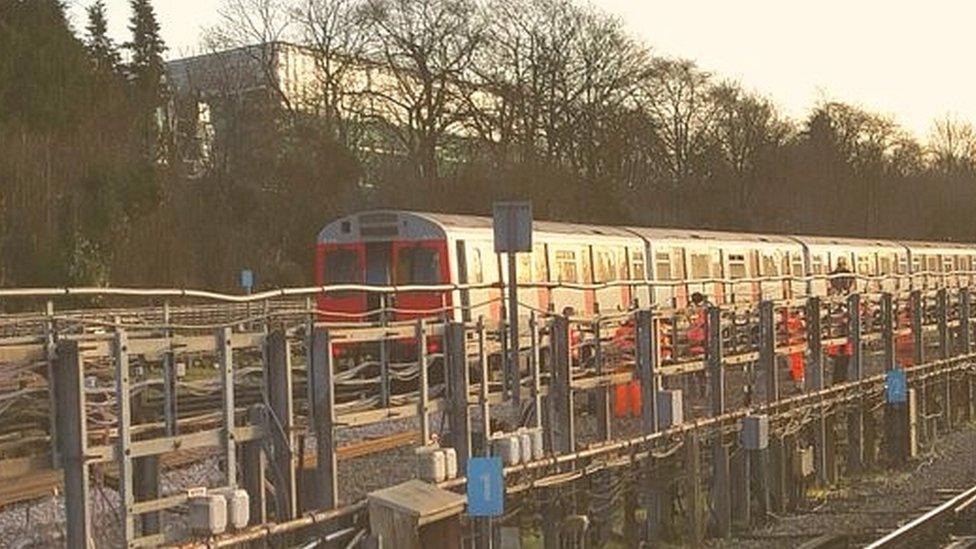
[830,256,855,295]
[829,257,854,383]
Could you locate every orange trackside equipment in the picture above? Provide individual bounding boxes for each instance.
[613,383,629,418]
[784,310,805,381]
[628,380,641,417]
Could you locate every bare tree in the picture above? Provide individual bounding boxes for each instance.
[638,58,719,185]
[293,0,368,146]
[929,115,976,174]
[358,0,485,181]
[208,0,296,112]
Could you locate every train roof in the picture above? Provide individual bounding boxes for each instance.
[320,210,976,254]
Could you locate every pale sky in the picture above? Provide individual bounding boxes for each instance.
[67,0,976,138]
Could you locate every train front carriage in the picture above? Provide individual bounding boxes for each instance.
[316,211,455,323]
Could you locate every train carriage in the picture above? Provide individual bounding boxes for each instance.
[316,210,976,328]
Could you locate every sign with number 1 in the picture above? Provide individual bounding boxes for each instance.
[466,457,503,517]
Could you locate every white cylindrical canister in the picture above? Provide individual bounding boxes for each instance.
[530,429,545,461]
[442,448,458,479]
[519,432,533,463]
[415,446,446,483]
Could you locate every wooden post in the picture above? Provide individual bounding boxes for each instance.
[593,313,611,442]
[529,313,543,430]
[624,468,639,546]
[937,289,951,432]
[417,319,431,445]
[847,293,864,473]
[759,300,777,403]
[446,322,472,469]
[910,291,927,444]
[684,432,703,544]
[961,289,975,422]
[707,305,730,538]
[769,436,787,514]
[309,327,337,509]
[217,327,237,488]
[115,331,136,545]
[266,330,297,520]
[243,405,267,525]
[58,339,91,549]
[636,309,658,433]
[731,450,749,527]
[549,316,575,455]
[806,297,828,486]
[379,293,391,408]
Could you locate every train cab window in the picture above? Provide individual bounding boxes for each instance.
[323,248,362,284]
[631,250,646,280]
[533,244,549,282]
[396,246,441,284]
[690,252,711,279]
[581,248,593,283]
[912,255,922,273]
[554,250,578,283]
[655,252,672,280]
[897,256,908,275]
[467,247,484,284]
[728,253,747,279]
[517,253,533,283]
[594,248,618,283]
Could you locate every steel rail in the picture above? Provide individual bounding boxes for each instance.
[865,483,976,548]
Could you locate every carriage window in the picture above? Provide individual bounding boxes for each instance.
[958,256,972,272]
[655,252,672,281]
[944,256,955,273]
[324,249,361,284]
[616,249,628,280]
[781,253,791,275]
[555,250,578,283]
[467,247,484,284]
[927,256,941,272]
[879,255,893,275]
[791,252,805,276]
[396,247,441,284]
[811,255,824,275]
[912,255,922,273]
[581,248,593,283]
[533,244,548,282]
[857,254,874,275]
[690,253,712,279]
[761,253,779,277]
[631,250,646,280]
[517,253,533,283]
[897,256,908,275]
[728,254,747,279]
[594,248,618,283]
[672,248,686,280]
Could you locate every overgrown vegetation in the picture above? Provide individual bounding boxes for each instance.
[1,0,975,291]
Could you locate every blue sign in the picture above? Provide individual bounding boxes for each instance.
[240,269,254,292]
[886,370,907,404]
[466,457,503,517]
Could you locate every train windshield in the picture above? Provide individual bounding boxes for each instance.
[396,247,441,284]
[323,249,362,284]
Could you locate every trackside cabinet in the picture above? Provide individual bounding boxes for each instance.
[367,480,466,549]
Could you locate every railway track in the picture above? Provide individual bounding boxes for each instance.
[862,483,976,549]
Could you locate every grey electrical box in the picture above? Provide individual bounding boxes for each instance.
[189,492,228,535]
[657,390,683,428]
[740,415,769,450]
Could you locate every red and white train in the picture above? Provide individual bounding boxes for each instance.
[315,210,976,323]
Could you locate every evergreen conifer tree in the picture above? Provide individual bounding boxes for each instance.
[85,0,121,73]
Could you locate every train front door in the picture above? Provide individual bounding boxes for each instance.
[365,242,392,321]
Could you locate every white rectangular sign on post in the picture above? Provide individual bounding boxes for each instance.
[493,202,532,254]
